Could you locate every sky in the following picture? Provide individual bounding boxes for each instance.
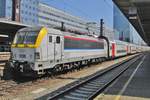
[40,0,114,28]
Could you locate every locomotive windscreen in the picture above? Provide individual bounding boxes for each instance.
[13,28,41,44]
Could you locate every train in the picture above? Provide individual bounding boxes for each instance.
[9,27,150,77]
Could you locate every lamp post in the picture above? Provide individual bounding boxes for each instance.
[100,19,104,37]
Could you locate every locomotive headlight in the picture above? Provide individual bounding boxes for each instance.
[35,52,40,59]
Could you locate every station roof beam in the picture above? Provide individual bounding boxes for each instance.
[0,19,30,34]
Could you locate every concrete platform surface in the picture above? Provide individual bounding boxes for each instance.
[95,52,150,100]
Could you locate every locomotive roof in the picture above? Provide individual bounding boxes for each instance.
[46,27,102,41]
[62,31,101,40]
[21,27,104,41]
[47,27,62,35]
[18,27,43,32]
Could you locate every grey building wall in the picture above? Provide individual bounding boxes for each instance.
[38,3,100,35]
[38,3,87,32]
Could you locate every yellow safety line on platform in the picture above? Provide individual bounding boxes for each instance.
[114,56,145,100]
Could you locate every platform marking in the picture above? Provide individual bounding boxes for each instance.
[114,56,145,100]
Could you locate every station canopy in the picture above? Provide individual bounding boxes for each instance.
[0,19,30,35]
[113,0,150,46]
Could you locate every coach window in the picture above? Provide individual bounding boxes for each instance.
[49,36,52,42]
[56,36,60,44]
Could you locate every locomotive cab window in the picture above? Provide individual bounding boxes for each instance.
[56,36,60,44]
[49,36,52,42]
[13,28,41,44]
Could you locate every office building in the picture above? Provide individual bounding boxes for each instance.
[38,3,100,34]
[20,0,39,25]
[0,0,39,25]
[0,0,12,20]
[0,0,100,34]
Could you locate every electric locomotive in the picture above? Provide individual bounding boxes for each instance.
[10,27,108,76]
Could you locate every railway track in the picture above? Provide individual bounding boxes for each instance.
[36,54,143,100]
[0,54,142,98]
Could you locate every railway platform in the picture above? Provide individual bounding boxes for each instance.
[95,52,150,100]
[0,52,10,79]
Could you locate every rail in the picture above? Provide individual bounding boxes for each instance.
[36,54,143,100]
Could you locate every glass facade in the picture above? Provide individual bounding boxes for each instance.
[0,0,12,20]
[0,0,39,25]
[0,0,5,17]
[113,4,130,42]
[20,0,39,25]
[5,0,12,20]
[113,4,145,45]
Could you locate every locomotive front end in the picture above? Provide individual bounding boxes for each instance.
[10,27,46,76]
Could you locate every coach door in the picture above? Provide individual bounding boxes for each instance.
[48,35,54,62]
[112,43,115,58]
[54,35,62,62]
